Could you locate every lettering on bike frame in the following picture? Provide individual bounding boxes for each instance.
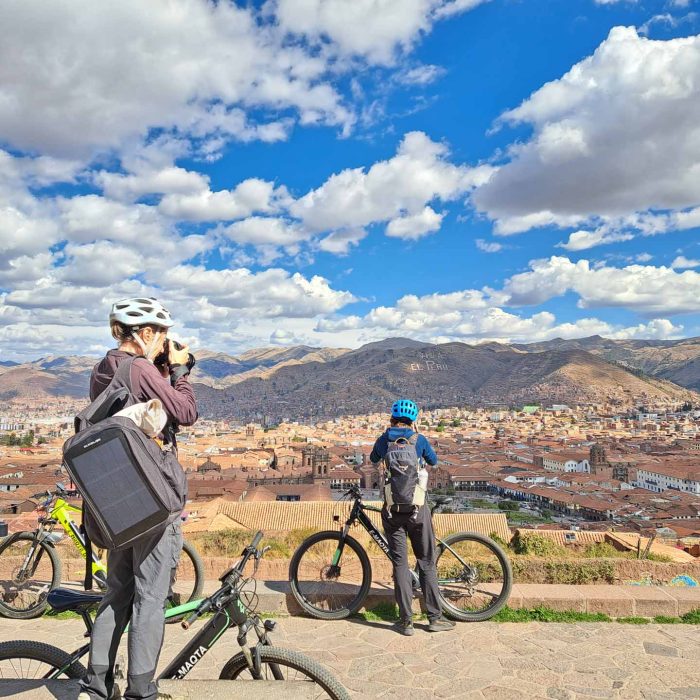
[159,597,248,680]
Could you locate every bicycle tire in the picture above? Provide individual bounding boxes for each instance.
[165,539,205,624]
[0,640,87,679]
[289,531,371,620]
[0,533,61,619]
[219,645,351,700]
[435,531,512,622]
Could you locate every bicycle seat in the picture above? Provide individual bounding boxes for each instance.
[432,496,453,507]
[47,588,103,613]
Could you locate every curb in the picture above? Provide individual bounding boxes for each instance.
[241,581,700,618]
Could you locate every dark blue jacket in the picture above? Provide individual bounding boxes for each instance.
[369,427,438,467]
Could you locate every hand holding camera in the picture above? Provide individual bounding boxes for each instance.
[154,338,196,372]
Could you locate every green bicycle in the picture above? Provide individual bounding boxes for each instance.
[0,482,204,620]
[0,532,351,700]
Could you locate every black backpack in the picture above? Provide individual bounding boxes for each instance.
[382,433,428,515]
[63,357,187,563]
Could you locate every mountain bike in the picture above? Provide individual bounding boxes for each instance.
[0,482,204,620]
[0,531,350,700]
[289,485,512,621]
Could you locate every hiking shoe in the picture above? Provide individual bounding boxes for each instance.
[393,618,415,636]
[428,616,456,632]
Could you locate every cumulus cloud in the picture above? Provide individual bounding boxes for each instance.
[503,256,700,316]
[0,0,355,159]
[291,131,493,233]
[473,28,700,243]
[672,255,700,269]
[315,286,683,345]
[272,0,488,64]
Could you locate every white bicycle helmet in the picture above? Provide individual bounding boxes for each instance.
[109,297,174,329]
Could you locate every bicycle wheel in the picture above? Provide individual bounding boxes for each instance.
[0,534,61,619]
[165,539,205,623]
[435,531,512,622]
[289,531,371,620]
[0,640,86,679]
[220,646,351,700]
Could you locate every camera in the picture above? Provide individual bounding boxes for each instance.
[154,338,196,372]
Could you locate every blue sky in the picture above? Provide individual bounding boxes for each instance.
[1,0,700,360]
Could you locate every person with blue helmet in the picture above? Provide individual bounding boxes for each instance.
[369,399,455,635]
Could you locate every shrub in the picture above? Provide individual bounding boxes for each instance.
[511,533,567,557]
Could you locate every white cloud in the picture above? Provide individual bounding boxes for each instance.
[473,28,700,241]
[291,131,493,233]
[503,256,700,316]
[160,179,287,221]
[475,238,503,253]
[386,206,444,239]
[672,255,700,269]
[159,265,355,320]
[272,0,488,64]
[316,229,367,255]
[315,285,682,345]
[97,166,209,202]
[0,0,352,159]
[397,64,446,86]
[223,217,309,247]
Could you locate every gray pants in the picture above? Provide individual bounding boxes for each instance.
[382,505,442,622]
[80,521,182,700]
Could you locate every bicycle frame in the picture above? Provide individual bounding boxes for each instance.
[48,497,106,580]
[45,537,270,681]
[334,495,474,586]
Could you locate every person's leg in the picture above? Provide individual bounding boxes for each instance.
[382,510,413,623]
[80,548,135,699]
[406,506,443,622]
[124,521,182,700]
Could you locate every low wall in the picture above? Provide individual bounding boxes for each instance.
[55,555,700,587]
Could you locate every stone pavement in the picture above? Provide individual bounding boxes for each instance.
[1,615,698,699]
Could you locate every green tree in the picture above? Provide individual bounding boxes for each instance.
[21,430,35,447]
[498,500,520,512]
[451,418,461,427]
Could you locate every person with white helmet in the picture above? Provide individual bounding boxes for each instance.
[79,297,197,700]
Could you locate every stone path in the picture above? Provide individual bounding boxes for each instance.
[0,616,698,699]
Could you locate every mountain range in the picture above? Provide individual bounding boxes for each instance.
[2,336,699,420]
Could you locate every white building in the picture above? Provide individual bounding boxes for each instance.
[541,451,590,473]
[634,465,700,495]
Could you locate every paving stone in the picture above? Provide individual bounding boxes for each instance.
[671,689,700,698]
[644,642,679,657]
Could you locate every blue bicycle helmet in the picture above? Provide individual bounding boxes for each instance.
[391,399,419,422]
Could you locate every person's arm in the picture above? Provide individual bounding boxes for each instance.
[133,359,198,427]
[418,435,438,467]
[369,434,387,464]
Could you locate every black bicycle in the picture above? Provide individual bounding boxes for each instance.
[0,531,350,700]
[289,485,512,621]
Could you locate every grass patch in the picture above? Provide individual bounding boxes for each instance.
[492,606,611,623]
[616,616,650,624]
[681,609,700,624]
[653,615,681,624]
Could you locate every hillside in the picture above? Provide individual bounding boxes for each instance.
[193,342,697,421]
[513,336,700,391]
[3,338,697,419]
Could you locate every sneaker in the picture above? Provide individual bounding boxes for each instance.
[428,616,456,632]
[393,618,415,636]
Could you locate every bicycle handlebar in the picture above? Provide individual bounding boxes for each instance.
[181,530,265,630]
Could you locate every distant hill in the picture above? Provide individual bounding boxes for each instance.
[512,336,700,391]
[3,337,698,418]
[193,342,698,421]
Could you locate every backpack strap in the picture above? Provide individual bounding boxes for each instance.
[81,516,93,591]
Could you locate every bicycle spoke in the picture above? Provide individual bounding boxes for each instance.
[436,535,509,617]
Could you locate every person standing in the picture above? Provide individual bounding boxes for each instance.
[370,399,455,636]
[79,298,197,700]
